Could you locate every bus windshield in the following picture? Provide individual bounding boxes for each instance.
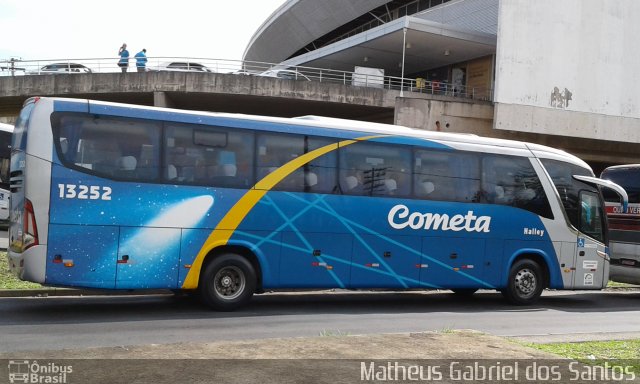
[540,159,607,243]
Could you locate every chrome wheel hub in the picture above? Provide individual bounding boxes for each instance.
[515,268,536,296]
[214,266,245,300]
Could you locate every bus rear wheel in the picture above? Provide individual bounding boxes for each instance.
[502,259,544,305]
[199,253,256,311]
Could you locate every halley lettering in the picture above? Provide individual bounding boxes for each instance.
[523,228,545,237]
[388,205,491,233]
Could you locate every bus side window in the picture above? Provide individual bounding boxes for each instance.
[303,136,337,194]
[483,155,552,218]
[137,144,159,180]
[207,150,238,186]
[339,142,410,197]
[483,157,515,204]
[226,131,254,188]
[85,140,122,176]
[56,115,161,181]
[257,133,305,191]
[116,155,138,179]
[257,134,336,193]
[59,138,69,155]
[413,150,480,203]
[163,123,254,187]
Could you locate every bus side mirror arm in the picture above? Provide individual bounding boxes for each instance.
[573,175,628,212]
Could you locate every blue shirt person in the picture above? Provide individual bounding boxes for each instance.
[118,43,130,73]
[135,49,148,72]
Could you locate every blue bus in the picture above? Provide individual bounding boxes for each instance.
[7,97,626,310]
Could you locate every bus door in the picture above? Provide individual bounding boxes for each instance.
[572,191,608,288]
[572,176,628,288]
[115,226,181,289]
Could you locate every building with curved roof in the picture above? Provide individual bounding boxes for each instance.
[245,0,640,162]
[245,0,496,80]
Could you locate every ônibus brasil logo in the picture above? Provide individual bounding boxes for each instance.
[8,360,73,384]
[387,204,491,233]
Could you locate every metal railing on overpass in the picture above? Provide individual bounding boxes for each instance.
[0,57,493,101]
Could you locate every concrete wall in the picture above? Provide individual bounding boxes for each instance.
[394,97,494,133]
[494,104,640,143]
[494,0,640,143]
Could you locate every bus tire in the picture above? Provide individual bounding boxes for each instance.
[199,253,256,311]
[502,259,544,305]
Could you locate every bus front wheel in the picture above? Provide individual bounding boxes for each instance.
[502,259,544,305]
[200,253,256,311]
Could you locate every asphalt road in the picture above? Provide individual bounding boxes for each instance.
[1,289,639,353]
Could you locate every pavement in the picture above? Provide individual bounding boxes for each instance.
[0,330,561,360]
[3,331,603,384]
[2,288,639,383]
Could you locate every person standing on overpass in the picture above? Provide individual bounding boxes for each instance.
[135,49,147,72]
[118,43,130,73]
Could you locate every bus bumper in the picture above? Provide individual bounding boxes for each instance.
[8,245,47,284]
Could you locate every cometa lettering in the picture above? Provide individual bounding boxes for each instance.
[387,204,491,233]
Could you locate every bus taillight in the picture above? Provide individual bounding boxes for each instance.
[23,198,38,250]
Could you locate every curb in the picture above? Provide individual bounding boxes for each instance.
[0,288,173,298]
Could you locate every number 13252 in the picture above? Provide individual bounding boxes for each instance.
[58,184,112,200]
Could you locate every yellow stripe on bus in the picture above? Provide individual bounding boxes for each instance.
[181,135,382,289]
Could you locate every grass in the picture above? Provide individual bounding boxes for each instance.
[319,329,351,337]
[0,251,41,289]
[607,280,640,288]
[525,339,640,373]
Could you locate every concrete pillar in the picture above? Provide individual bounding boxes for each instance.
[154,91,174,108]
[394,98,432,131]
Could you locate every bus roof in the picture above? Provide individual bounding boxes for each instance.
[295,115,589,169]
[40,97,590,170]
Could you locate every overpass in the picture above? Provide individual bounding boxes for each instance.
[0,71,494,133]
[0,72,399,121]
[0,72,637,171]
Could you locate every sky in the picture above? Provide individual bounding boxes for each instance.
[0,0,286,62]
